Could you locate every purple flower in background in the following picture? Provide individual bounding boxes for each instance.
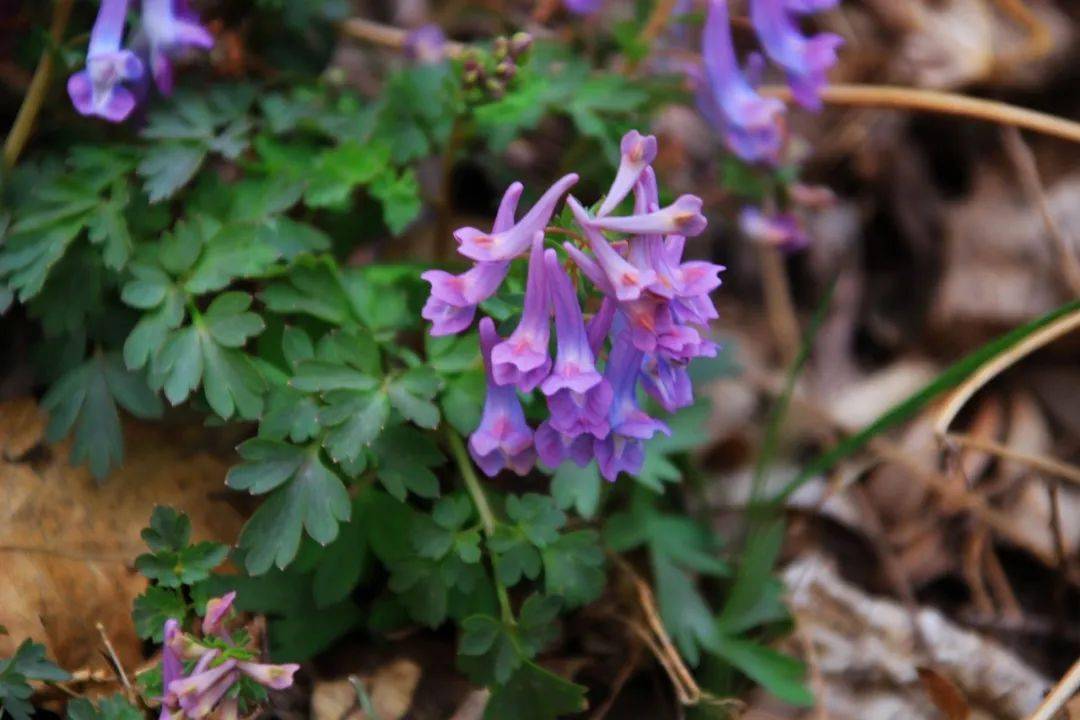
[490,233,552,391]
[68,0,144,122]
[750,0,842,110]
[739,207,810,252]
[598,131,658,217]
[564,0,603,14]
[405,24,448,64]
[423,183,524,335]
[786,0,839,11]
[469,318,537,476]
[456,174,578,262]
[595,330,670,481]
[142,0,215,95]
[698,0,786,163]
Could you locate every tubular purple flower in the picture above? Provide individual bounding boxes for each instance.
[563,241,614,296]
[598,131,659,217]
[739,207,809,252]
[141,0,214,95]
[786,0,839,11]
[67,0,144,122]
[699,0,786,163]
[405,24,448,64]
[168,659,237,706]
[750,0,843,111]
[541,249,604,395]
[595,330,669,481]
[490,233,552,391]
[564,0,603,14]
[159,619,183,714]
[567,196,657,302]
[201,591,235,638]
[535,420,593,469]
[469,317,537,477]
[422,182,524,336]
[455,174,578,262]
[587,194,707,238]
[640,354,694,413]
[181,669,237,719]
[587,296,617,357]
[237,662,300,690]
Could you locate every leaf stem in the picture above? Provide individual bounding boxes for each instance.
[4,0,75,169]
[444,427,515,624]
[760,83,1080,145]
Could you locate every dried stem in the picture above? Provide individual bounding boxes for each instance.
[1026,656,1080,720]
[4,0,75,168]
[757,244,801,366]
[340,17,466,57]
[943,432,1080,487]
[760,83,1080,145]
[934,306,1080,437]
[1000,127,1080,296]
[96,622,134,702]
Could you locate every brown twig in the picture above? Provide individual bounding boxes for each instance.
[96,622,134,702]
[1000,127,1080,296]
[760,83,1080,145]
[340,17,466,57]
[757,244,801,367]
[943,432,1080,487]
[3,0,75,168]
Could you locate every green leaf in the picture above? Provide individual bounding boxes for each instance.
[202,292,265,347]
[66,695,143,720]
[483,660,587,720]
[132,586,188,641]
[703,636,813,707]
[549,462,602,519]
[651,552,716,667]
[235,445,351,574]
[505,494,565,547]
[184,224,282,294]
[140,506,191,552]
[260,260,355,325]
[42,353,162,480]
[135,542,228,588]
[371,426,445,501]
[137,144,208,203]
[319,388,390,464]
[0,640,70,720]
[304,140,392,209]
[440,370,484,435]
[541,530,605,608]
[387,365,441,429]
[637,399,712,490]
[369,168,422,234]
[313,499,369,608]
[716,520,785,635]
[86,180,133,271]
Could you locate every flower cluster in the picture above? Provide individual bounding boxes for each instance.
[158,593,298,720]
[68,0,214,123]
[422,131,724,481]
[697,0,842,163]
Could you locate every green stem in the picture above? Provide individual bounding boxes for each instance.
[445,427,515,624]
[4,0,75,168]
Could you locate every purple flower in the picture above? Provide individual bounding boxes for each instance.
[587,296,617,356]
[564,0,603,14]
[698,0,786,163]
[598,131,658,217]
[169,658,237,708]
[423,183,524,336]
[237,662,300,690]
[159,619,184,718]
[640,354,694,412]
[202,591,235,638]
[587,194,707,238]
[142,0,215,96]
[67,0,145,122]
[739,207,810,252]
[595,330,669,481]
[455,174,578,262]
[750,0,842,111]
[470,318,537,476]
[540,250,605,396]
[182,669,238,719]
[405,24,448,64]
[567,196,657,302]
[786,0,839,11]
[535,420,593,468]
[490,233,552,391]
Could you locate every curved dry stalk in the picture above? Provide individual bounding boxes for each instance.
[3,0,75,167]
[760,83,1080,145]
[944,432,1080,486]
[1026,656,1080,720]
[934,307,1080,437]
[340,17,466,57]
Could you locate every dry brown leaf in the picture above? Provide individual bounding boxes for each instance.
[917,666,971,720]
[0,399,244,672]
[0,396,45,460]
[312,660,422,720]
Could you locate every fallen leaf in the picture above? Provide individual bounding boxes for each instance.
[917,666,970,720]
